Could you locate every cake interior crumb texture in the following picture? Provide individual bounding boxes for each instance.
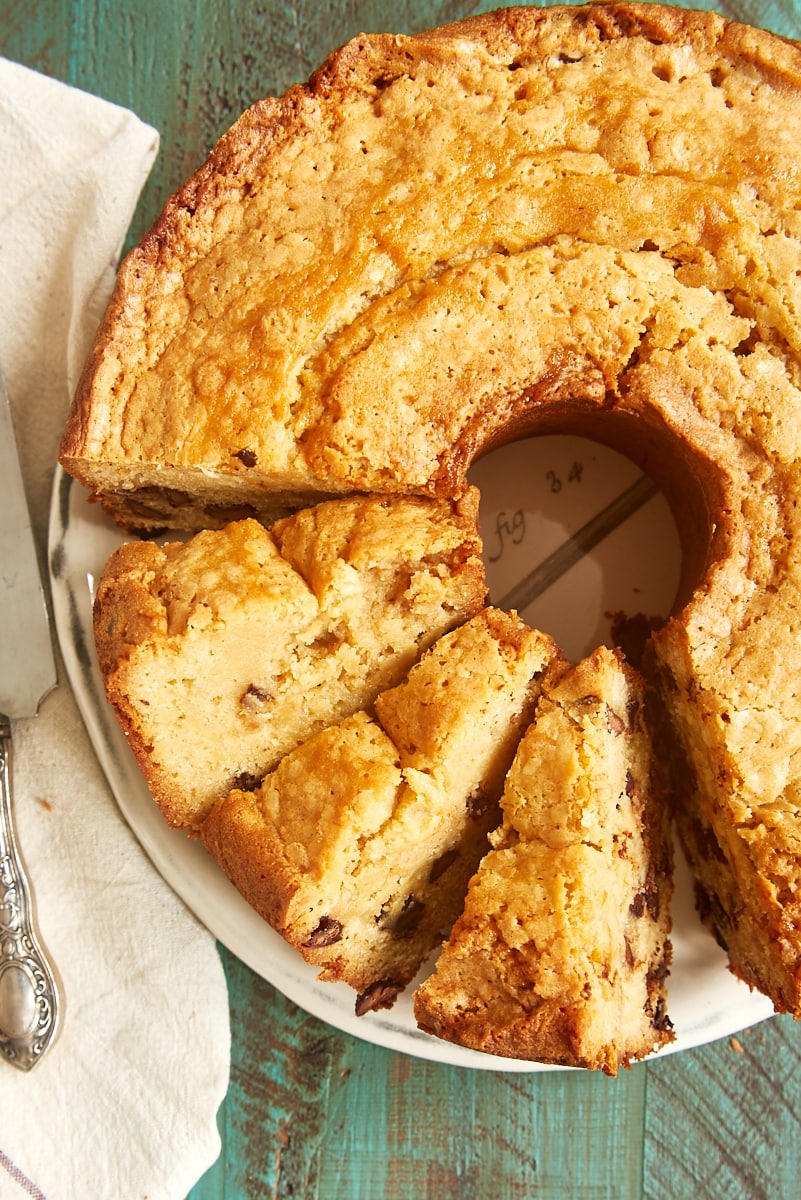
[201,608,563,1013]
[93,492,486,829]
[414,646,674,1074]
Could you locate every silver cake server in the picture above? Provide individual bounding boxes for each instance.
[0,363,60,1070]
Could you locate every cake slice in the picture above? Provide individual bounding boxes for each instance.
[201,608,563,1012]
[93,490,485,830]
[414,646,674,1074]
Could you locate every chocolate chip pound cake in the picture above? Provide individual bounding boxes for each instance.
[414,647,674,1073]
[202,608,563,1012]
[65,2,801,1023]
[60,3,801,536]
[93,491,485,829]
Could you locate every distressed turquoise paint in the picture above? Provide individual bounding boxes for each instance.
[208,948,649,1199]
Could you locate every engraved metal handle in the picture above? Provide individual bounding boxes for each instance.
[0,716,59,1070]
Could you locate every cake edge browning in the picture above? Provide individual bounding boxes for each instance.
[92,492,487,832]
[65,1,801,1029]
[59,2,801,531]
[413,646,675,1074]
[201,609,565,1011]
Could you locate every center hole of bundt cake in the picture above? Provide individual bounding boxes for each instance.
[468,434,681,664]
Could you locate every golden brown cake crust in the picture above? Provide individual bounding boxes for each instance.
[202,609,563,1010]
[67,4,801,1022]
[414,647,674,1073]
[93,492,486,829]
[60,3,801,525]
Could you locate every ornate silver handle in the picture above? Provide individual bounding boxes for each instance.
[0,716,59,1070]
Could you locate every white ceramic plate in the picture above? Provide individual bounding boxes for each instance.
[48,434,775,1070]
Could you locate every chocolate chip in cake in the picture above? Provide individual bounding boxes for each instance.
[466,787,492,820]
[303,916,343,948]
[232,770,263,793]
[127,485,192,510]
[630,885,661,922]
[209,502,259,522]
[241,683,274,712]
[377,894,426,938]
[646,956,673,1032]
[354,979,402,1015]
[652,997,673,1033]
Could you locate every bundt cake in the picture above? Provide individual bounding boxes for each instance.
[63,4,801,1024]
[414,646,674,1073]
[93,491,485,829]
[201,608,563,1013]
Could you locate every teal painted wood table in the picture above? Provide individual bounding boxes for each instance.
[4,2,801,1197]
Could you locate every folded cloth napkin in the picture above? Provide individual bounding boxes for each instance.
[0,59,230,1200]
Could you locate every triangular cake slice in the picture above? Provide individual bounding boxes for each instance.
[93,490,485,830]
[201,608,563,1012]
[414,645,674,1074]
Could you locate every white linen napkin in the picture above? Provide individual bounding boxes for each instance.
[0,58,230,1200]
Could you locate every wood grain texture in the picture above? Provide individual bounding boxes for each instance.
[213,948,648,1200]
[644,1017,801,1200]
[2,3,801,1198]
